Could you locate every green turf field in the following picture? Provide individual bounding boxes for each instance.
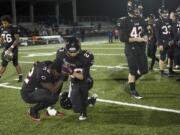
[0,42,180,135]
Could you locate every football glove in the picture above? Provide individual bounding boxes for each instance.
[4,50,13,62]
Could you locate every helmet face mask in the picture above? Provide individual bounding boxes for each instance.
[159,7,169,20]
[127,0,143,17]
[65,37,81,58]
[161,11,169,19]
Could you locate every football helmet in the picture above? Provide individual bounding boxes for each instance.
[4,51,13,62]
[159,6,169,20]
[59,92,72,110]
[127,0,143,17]
[65,37,81,57]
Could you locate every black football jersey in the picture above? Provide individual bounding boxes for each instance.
[23,61,55,89]
[154,18,173,46]
[55,48,94,82]
[0,25,20,50]
[119,16,147,45]
[172,18,180,44]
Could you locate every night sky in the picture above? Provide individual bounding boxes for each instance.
[77,0,180,17]
[0,0,179,19]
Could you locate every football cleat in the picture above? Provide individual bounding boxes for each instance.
[18,76,23,82]
[28,109,41,122]
[79,113,87,121]
[88,93,98,107]
[130,90,143,99]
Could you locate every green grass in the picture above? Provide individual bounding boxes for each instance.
[0,42,180,135]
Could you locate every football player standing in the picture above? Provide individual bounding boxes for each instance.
[0,15,23,82]
[119,0,148,99]
[147,14,159,71]
[154,6,176,76]
[172,7,180,81]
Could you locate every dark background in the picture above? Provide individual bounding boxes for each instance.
[0,0,179,20]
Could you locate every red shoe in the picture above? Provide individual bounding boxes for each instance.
[28,109,41,122]
[56,111,65,117]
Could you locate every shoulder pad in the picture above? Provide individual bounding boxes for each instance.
[57,47,66,55]
[56,47,66,60]
[82,50,94,66]
[82,50,93,58]
[117,16,127,27]
[57,47,65,53]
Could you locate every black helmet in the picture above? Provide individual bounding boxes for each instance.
[59,92,72,110]
[65,37,81,57]
[127,0,143,17]
[159,6,169,20]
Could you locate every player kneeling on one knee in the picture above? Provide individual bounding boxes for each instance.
[55,36,96,120]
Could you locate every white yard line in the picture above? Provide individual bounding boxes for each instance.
[19,47,124,52]
[18,61,128,69]
[97,99,180,114]
[0,83,180,114]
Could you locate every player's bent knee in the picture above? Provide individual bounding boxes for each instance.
[13,62,18,67]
